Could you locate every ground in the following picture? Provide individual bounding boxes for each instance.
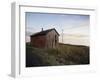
[26,43,89,67]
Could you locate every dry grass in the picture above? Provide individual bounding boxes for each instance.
[26,43,89,67]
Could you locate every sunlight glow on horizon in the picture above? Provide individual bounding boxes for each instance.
[26,12,90,46]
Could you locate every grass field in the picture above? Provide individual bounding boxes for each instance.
[26,43,89,67]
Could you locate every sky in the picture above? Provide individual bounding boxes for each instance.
[26,12,90,46]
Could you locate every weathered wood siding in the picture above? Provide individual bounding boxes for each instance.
[31,35,46,48]
[46,30,59,48]
[31,30,59,49]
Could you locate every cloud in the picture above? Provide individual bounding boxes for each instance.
[26,36,30,42]
[25,13,89,45]
[59,33,89,46]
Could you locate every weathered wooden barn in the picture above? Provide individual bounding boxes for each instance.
[30,28,59,49]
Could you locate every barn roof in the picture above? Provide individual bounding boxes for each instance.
[31,28,60,37]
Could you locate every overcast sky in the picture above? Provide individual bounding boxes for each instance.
[26,12,90,46]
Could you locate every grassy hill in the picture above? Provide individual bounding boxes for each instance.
[26,43,89,67]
